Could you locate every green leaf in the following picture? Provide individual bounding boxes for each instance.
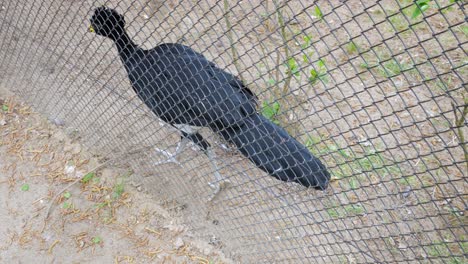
[92,236,102,244]
[412,0,430,19]
[460,25,468,37]
[317,59,326,69]
[314,6,323,19]
[81,172,95,183]
[285,57,300,76]
[267,78,276,86]
[21,184,29,191]
[63,191,71,199]
[62,201,71,209]
[261,101,281,124]
[112,182,124,199]
[2,105,8,112]
[301,35,312,49]
[309,69,319,84]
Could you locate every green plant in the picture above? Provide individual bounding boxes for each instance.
[377,58,413,78]
[20,183,29,191]
[460,25,468,37]
[327,208,340,218]
[261,100,281,125]
[411,0,431,19]
[345,41,359,54]
[314,6,323,19]
[63,191,71,199]
[309,59,328,85]
[92,236,102,244]
[399,175,418,186]
[344,204,365,215]
[81,172,95,183]
[285,57,300,77]
[112,181,125,199]
[326,203,365,219]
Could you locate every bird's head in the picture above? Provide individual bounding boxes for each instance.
[89,6,126,40]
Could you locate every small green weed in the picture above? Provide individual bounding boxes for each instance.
[81,172,95,183]
[112,181,125,199]
[309,59,328,85]
[92,236,102,244]
[261,100,281,125]
[411,0,431,19]
[345,41,359,54]
[314,6,323,19]
[20,183,29,191]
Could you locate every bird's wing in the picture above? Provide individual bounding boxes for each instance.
[149,44,257,128]
[153,43,258,105]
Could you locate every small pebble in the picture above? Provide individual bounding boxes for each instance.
[49,117,65,126]
[402,186,412,198]
[174,237,184,249]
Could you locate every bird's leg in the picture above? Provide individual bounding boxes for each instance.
[206,148,231,201]
[154,137,189,167]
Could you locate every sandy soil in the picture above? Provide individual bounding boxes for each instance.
[0,91,230,263]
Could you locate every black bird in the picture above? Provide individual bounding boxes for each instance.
[89,7,330,197]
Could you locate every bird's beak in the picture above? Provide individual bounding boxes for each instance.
[88,25,95,33]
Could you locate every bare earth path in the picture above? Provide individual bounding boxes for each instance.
[0,89,230,263]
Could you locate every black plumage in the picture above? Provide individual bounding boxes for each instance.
[89,7,331,190]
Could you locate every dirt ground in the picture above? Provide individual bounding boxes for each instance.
[0,90,230,263]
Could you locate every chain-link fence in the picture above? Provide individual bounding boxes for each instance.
[0,0,466,262]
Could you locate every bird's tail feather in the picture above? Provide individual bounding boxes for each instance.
[216,114,330,189]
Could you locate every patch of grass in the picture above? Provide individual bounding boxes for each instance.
[308,59,328,85]
[63,191,71,199]
[306,135,404,186]
[327,207,340,219]
[389,14,409,32]
[377,58,413,78]
[411,0,430,19]
[426,241,465,263]
[326,203,365,219]
[92,236,102,245]
[399,175,418,186]
[81,172,95,183]
[459,25,468,37]
[112,181,125,199]
[261,100,281,125]
[348,177,360,190]
[344,204,365,215]
[20,183,29,191]
[345,41,359,55]
[62,201,72,209]
[314,6,323,19]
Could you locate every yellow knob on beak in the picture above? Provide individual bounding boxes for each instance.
[88,25,95,33]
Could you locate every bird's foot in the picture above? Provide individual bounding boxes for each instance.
[207,178,231,201]
[154,147,183,167]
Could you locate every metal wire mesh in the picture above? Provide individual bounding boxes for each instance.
[0,0,466,262]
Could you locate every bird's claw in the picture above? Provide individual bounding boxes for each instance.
[207,179,231,201]
[154,147,183,167]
